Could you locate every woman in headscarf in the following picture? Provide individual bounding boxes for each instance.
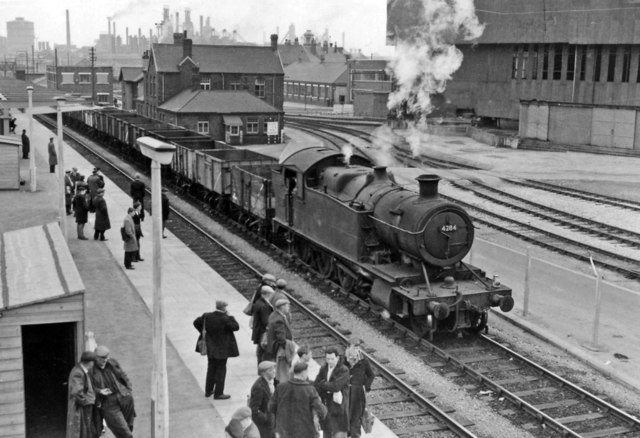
[345,339,374,438]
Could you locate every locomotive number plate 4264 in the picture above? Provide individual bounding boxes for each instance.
[441,224,457,232]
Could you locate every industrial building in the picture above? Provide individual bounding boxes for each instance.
[6,17,34,54]
[46,63,114,105]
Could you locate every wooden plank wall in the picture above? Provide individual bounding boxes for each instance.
[0,294,83,438]
[0,145,19,190]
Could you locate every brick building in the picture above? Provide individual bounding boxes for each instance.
[46,64,114,105]
[139,32,284,124]
[118,67,143,110]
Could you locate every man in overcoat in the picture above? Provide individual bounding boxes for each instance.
[122,207,138,270]
[90,346,136,438]
[73,186,89,240]
[86,168,102,210]
[193,300,239,399]
[249,361,276,438]
[93,188,110,241]
[21,129,30,159]
[129,174,146,221]
[314,346,350,438]
[66,351,99,438]
[269,362,327,438]
[266,298,294,383]
[252,286,274,363]
[48,137,57,173]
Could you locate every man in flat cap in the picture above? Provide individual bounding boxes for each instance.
[66,351,100,438]
[225,406,260,438]
[249,361,276,438]
[129,173,146,221]
[193,300,239,399]
[93,188,110,241]
[89,346,135,438]
[270,362,327,438]
[270,279,288,309]
[252,285,274,363]
[266,298,294,384]
[86,168,101,211]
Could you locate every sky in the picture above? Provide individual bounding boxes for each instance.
[0,0,394,56]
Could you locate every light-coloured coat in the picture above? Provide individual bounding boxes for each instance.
[122,214,138,252]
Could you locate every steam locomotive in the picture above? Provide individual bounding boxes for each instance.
[272,146,513,337]
[64,109,514,337]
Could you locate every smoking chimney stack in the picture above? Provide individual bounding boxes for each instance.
[66,10,71,65]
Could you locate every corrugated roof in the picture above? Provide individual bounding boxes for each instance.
[284,61,348,84]
[119,67,143,82]
[151,43,284,74]
[158,89,281,114]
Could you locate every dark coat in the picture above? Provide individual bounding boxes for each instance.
[249,377,275,438]
[314,361,351,434]
[161,194,170,221]
[66,364,98,438]
[269,377,327,438]
[21,133,30,153]
[130,180,146,200]
[87,175,101,198]
[132,211,143,238]
[193,310,239,359]
[93,195,110,231]
[73,194,89,224]
[251,297,272,345]
[266,310,292,359]
[48,141,58,166]
[122,214,138,252]
[348,358,374,431]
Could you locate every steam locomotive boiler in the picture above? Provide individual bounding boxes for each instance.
[272,146,514,337]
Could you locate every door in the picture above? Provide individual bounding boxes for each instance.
[525,104,549,140]
[22,322,76,438]
[592,108,635,148]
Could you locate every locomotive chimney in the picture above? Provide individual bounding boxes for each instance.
[373,166,388,181]
[416,174,440,198]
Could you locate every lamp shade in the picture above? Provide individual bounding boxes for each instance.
[137,136,176,165]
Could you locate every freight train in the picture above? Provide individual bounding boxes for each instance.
[65,108,514,337]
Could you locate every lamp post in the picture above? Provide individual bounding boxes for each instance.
[136,136,175,438]
[27,85,36,192]
[56,97,67,241]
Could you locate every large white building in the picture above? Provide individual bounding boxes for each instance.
[6,17,35,54]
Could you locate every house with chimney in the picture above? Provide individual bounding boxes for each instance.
[138,31,284,145]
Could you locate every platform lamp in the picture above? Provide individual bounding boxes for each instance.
[136,136,175,438]
[56,96,67,241]
[27,86,36,192]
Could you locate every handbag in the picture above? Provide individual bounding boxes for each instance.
[362,398,374,434]
[196,313,207,356]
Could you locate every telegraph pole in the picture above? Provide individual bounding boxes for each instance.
[89,47,96,105]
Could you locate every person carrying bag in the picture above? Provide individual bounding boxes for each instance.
[196,313,207,356]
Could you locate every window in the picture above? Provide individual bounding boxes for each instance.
[553,44,563,80]
[246,117,259,134]
[79,73,91,83]
[579,46,587,81]
[200,77,211,90]
[230,125,239,136]
[511,45,519,79]
[96,73,109,84]
[531,45,538,80]
[607,47,617,82]
[61,72,74,84]
[197,121,209,134]
[97,93,109,104]
[594,46,602,82]
[231,79,241,90]
[622,46,631,82]
[255,78,265,98]
[542,45,549,80]
[521,46,528,79]
[566,45,575,81]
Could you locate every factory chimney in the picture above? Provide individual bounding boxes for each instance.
[126,27,129,48]
[175,12,180,33]
[108,17,111,38]
[113,21,117,53]
[66,10,71,65]
[199,15,203,37]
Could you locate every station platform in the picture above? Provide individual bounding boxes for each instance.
[0,111,396,437]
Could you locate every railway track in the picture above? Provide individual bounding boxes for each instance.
[49,115,640,436]
[40,115,478,438]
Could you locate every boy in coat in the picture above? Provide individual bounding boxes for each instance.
[193,300,239,399]
[73,186,90,240]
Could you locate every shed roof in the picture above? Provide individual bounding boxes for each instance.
[284,61,348,84]
[151,43,284,74]
[0,223,85,310]
[158,89,281,114]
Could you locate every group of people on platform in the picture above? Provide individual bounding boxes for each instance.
[66,345,136,438]
[193,273,375,438]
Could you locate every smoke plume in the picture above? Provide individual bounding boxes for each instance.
[387,0,484,119]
